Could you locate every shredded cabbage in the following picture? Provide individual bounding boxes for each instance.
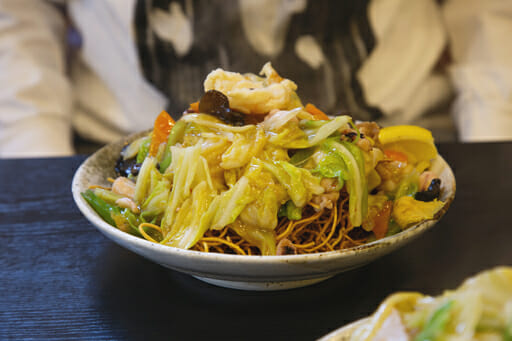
[322,139,368,227]
[262,160,323,208]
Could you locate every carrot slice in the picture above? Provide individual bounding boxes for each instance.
[305,103,330,121]
[149,111,175,157]
[189,101,199,113]
[373,201,393,239]
[384,150,408,163]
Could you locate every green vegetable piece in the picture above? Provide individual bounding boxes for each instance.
[159,120,187,173]
[112,209,144,237]
[278,204,287,218]
[93,188,124,205]
[322,139,368,227]
[278,161,308,207]
[299,119,328,129]
[278,200,302,220]
[505,318,512,341]
[395,172,419,199]
[414,300,454,341]
[302,116,351,148]
[136,137,151,164]
[287,201,302,220]
[121,209,142,235]
[273,115,350,148]
[341,140,368,224]
[121,136,149,160]
[290,148,315,166]
[142,177,171,215]
[385,219,402,237]
[81,189,119,226]
[312,145,350,189]
[83,190,146,237]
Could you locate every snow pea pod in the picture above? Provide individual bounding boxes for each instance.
[81,189,119,226]
[414,300,454,341]
[159,120,187,173]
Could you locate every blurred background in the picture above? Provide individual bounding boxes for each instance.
[1,0,511,158]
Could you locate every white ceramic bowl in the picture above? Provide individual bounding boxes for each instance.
[72,132,455,291]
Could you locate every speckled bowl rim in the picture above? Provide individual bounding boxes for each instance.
[72,131,456,266]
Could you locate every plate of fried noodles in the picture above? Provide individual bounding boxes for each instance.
[318,267,512,341]
[72,63,455,290]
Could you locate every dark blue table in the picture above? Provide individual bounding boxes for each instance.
[1,142,511,340]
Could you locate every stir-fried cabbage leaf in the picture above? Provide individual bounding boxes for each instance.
[159,119,188,172]
[134,156,158,205]
[322,139,368,227]
[181,113,256,133]
[221,126,266,169]
[231,221,277,256]
[279,115,351,148]
[142,175,171,217]
[239,185,283,230]
[262,160,324,208]
[311,144,350,190]
[210,175,254,230]
[121,136,149,160]
[136,137,151,163]
[161,145,214,238]
[261,107,302,131]
[165,180,215,249]
[289,147,315,167]
[236,160,288,235]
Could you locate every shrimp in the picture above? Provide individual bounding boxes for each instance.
[112,177,136,199]
[311,178,340,211]
[203,62,302,114]
[115,197,140,214]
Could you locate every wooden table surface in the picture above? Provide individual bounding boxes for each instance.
[1,142,511,341]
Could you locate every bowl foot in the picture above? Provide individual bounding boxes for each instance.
[192,275,332,290]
